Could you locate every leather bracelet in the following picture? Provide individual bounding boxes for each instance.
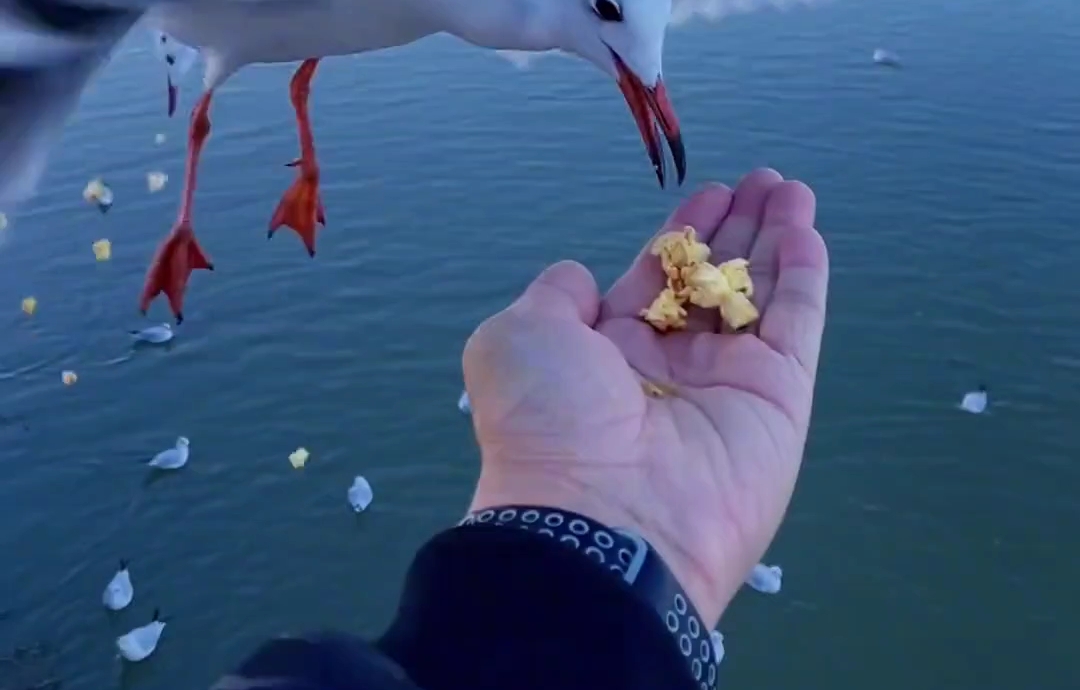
[458,505,719,689]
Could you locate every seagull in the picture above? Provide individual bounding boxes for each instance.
[1,0,687,324]
[744,562,782,594]
[129,322,175,344]
[347,475,374,512]
[102,560,134,611]
[959,385,988,414]
[116,608,167,662]
[148,436,190,469]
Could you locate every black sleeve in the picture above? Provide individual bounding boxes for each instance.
[215,525,700,690]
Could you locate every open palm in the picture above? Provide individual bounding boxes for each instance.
[463,169,828,625]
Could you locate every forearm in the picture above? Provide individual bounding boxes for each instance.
[377,523,703,690]
[215,521,707,690]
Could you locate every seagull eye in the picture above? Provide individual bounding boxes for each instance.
[591,0,623,22]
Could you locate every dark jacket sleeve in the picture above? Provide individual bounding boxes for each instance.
[216,524,700,690]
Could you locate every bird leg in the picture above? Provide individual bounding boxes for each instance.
[269,58,325,257]
[139,91,216,325]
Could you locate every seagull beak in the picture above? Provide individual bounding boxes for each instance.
[612,50,685,188]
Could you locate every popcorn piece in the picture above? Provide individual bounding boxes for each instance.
[650,226,710,281]
[681,261,759,330]
[83,177,114,212]
[288,447,310,469]
[718,258,753,298]
[146,171,168,193]
[640,287,687,331]
[641,380,678,398]
[21,296,36,315]
[61,370,77,386]
[92,239,111,261]
[640,225,759,333]
[154,133,167,145]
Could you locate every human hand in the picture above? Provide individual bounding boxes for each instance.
[462,169,828,625]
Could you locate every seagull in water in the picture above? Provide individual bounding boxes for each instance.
[1,0,688,324]
[129,322,174,344]
[102,560,134,611]
[148,436,190,470]
[116,608,167,662]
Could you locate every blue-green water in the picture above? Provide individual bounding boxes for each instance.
[2,0,1079,688]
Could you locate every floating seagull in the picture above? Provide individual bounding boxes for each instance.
[1,0,695,324]
[457,390,471,415]
[745,562,782,594]
[148,437,190,470]
[959,385,988,414]
[709,630,725,665]
[347,475,374,513]
[116,608,166,662]
[872,48,901,67]
[129,323,175,344]
[102,560,134,611]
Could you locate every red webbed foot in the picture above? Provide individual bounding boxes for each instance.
[139,224,214,325]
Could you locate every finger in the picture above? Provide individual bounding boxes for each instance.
[689,168,783,331]
[758,224,829,376]
[709,168,784,264]
[748,180,818,309]
[601,183,733,321]
[509,260,601,326]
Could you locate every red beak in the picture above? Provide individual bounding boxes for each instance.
[612,51,685,188]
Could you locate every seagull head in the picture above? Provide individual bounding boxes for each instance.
[558,0,683,187]
[176,436,190,448]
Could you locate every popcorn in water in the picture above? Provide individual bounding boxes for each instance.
[21,296,36,316]
[61,370,78,386]
[92,239,111,261]
[289,447,310,469]
[146,171,168,193]
[83,178,114,212]
[154,133,167,145]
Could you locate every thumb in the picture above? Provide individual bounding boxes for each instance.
[509,260,601,326]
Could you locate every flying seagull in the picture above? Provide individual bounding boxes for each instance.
[1,0,714,323]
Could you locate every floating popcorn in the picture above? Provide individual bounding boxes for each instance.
[146,171,168,193]
[21,297,36,316]
[92,239,111,261]
[83,178,114,212]
[288,447,310,469]
[154,133,167,145]
[61,370,78,386]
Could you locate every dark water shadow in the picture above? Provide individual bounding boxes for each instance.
[139,469,179,489]
[0,642,61,690]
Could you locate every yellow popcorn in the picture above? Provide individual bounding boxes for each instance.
[288,447,310,469]
[83,177,113,211]
[21,297,36,316]
[61,370,77,386]
[641,225,759,332]
[641,380,677,398]
[146,171,168,193]
[640,286,687,331]
[92,239,111,261]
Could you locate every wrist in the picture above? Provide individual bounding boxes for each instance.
[469,462,733,626]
